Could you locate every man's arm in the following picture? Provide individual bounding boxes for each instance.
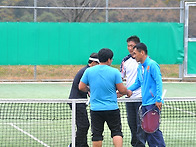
[78,81,89,92]
[151,63,163,103]
[127,76,140,91]
[116,83,132,97]
[127,66,141,91]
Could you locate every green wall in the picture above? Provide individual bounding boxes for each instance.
[0,22,184,65]
[188,42,196,74]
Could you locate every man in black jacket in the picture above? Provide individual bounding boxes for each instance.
[68,53,99,147]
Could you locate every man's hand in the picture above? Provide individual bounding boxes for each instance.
[127,90,133,97]
[79,81,89,92]
[116,89,132,98]
[116,91,123,98]
[155,102,162,110]
[87,91,90,97]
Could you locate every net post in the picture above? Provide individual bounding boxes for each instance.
[71,100,76,147]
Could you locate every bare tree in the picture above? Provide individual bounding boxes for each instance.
[50,0,103,22]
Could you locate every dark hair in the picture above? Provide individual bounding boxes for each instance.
[134,43,148,54]
[126,35,140,44]
[88,53,99,64]
[98,48,113,62]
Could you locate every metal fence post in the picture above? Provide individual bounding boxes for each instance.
[179,0,185,79]
[106,0,109,22]
[34,0,37,80]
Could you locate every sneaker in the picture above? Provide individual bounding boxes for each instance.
[67,143,72,147]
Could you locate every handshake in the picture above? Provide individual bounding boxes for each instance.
[116,89,133,98]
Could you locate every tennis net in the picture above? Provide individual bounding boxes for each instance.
[0,98,195,147]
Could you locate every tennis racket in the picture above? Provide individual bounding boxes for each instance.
[139,89,167,133]
[86,86,90,106]
[86,89,91,106]
[86,97,90,106]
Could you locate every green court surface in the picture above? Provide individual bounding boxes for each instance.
[0,99,195,147]
[0,82,72,99]
[0,82,195,99]
[0,82,195,146]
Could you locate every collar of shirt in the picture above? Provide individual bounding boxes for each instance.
[142,56,150,68]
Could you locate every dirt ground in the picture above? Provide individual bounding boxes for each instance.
[0,64,179,81]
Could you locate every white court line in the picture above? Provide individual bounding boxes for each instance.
[0,82,72,84]
[162,120,196,123]
[8,121,52,124]
[2,121,54,125]
[7,123,50,147]
[165,105,196,116]
[163,82,196,83]
[162,89,195,116]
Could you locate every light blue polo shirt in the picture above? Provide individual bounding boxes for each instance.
[81,65,123,111]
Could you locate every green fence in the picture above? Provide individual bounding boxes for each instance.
[0,22,184,65]
[188,42,196,74]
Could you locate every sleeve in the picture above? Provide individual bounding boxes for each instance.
[150,62,163,103]
[120,60,126,78]
[80,69,89,85]
[74,69,85,85]
[128,67,141,91]
[115,69,123,84]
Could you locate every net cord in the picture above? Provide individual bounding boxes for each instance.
[0,97,195,103]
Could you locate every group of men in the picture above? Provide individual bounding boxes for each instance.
[68,36,165,147]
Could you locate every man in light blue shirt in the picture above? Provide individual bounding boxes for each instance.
[128,43,165,147]
[79,48,132,147]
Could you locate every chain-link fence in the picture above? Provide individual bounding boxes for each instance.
[0,0,195,81]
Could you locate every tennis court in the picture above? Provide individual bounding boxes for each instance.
[0,1,196,146]
[1,82,196,99]
[0,82,195,146]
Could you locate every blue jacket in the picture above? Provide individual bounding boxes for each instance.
[128,56,163,106]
